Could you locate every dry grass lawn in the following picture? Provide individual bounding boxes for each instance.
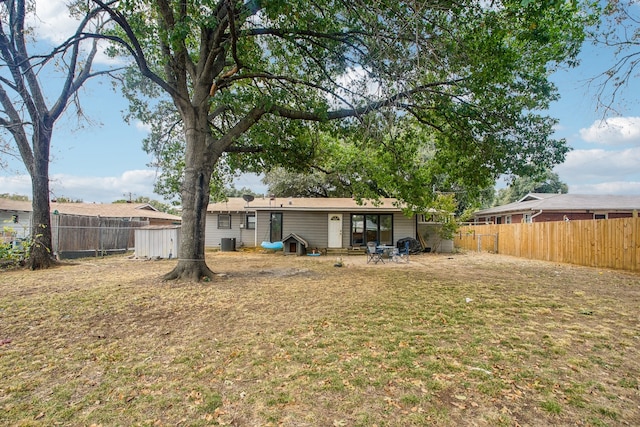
[1,250,639,426]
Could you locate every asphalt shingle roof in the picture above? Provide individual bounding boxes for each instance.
[207,197,403,212]
[474,193,640,216]
[0,198,181,221]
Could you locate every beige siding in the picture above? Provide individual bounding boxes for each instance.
[393,214,415,243]
[205,212,252,248]
[285,211,329,248]
[208,207,418,250]
[254,211,330,248]
[255,211,271,246]
[256,210,415,249]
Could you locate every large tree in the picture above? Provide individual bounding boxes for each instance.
[94,0,592,281]
[263,166,353,198]
[0,0,114,269]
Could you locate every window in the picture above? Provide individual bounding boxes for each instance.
[523,214,532,223]
[505,215,512,224]
[594,213,607,220]
[245,213,256,229]
[419,213,437,223]
[351,214,393,246]
[351,214,365,245]
[270,212,283,242]
[218,214,231,229]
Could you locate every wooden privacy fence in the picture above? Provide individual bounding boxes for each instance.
[51,215,149,258]
[455,217,640,272]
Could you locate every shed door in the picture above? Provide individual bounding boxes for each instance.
[328,214,342,248]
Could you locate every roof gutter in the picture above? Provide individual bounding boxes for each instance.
[530,209,543,222]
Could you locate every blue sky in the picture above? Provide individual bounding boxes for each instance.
[1,1,639,203]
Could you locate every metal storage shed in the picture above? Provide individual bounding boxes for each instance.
[135,225,181,259]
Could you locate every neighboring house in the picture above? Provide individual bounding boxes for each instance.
[206,197,453,253]
[0,198,181,257]
[1,198,181,228]
[0,199,32,241]
[473,193,640,224]
[47,201,182,226]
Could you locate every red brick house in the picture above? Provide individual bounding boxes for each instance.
[473,193,640,224]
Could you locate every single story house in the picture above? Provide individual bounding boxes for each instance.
[48,201,182,226]
[473,193,640,224]
[205,197,453,253]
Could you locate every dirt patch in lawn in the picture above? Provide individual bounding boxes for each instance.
[1,251,639,426]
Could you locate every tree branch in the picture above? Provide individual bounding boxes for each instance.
[90,0,187,104]
[0,84,34,174]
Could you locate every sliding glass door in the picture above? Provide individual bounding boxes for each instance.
[351,214,393,246]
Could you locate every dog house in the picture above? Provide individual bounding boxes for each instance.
[282,233,308,256]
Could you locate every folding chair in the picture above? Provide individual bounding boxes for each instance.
[366,241,384,264]
[400,240,410,262]
[393,240,410,263]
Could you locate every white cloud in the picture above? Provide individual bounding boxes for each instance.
[31,1,79,44]
[135,121,152,133]
[557,147,640,178]
[30,0,128,66]
[0,174,32,197]
[568,181,640,195]
[48,170,161,203]
[0,170,161,203]
[579,117,640,146]
[555,146,640,194]
[331,66,383,107]
[1,170,267,203]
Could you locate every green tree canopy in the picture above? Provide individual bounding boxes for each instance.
[95,0,594,280]
[0,193,29,201]
[263,166,353,198]
[494,170,569,205]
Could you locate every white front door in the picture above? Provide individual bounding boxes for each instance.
[327,213,343,248]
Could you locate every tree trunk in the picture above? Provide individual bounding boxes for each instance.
[28,131,55,270]
[162,109,217,281]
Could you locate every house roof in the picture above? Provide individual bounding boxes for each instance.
[474,193,640,217]
[207,197,403,212]
[0,198,32,213]
[282,233,309,247]
[0,198,181,221]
